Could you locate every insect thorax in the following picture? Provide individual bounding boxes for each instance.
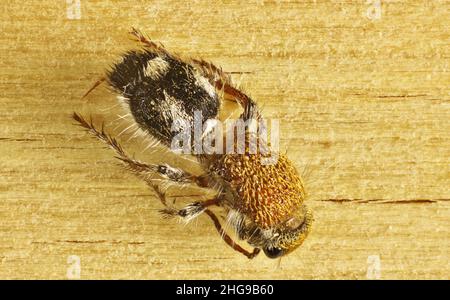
[212,153,305,229]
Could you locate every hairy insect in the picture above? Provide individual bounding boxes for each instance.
[74,28,313,259]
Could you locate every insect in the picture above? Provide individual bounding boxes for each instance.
[73,28,313,259]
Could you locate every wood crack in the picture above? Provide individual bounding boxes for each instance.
[0,137,40,142]
[320,198,449,204]
[32,240,145,245]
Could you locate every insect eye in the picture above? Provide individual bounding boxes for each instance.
[263,247,285,259]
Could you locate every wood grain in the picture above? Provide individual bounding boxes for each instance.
[0,0,448,279]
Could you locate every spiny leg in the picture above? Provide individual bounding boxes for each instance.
[160,195,259,258]
[191,58,233,86]
[148,181,169,206]
[191,58,253,79]
[191,59,261,158]
[129,27,169,56]
[204,209,260,259]
[160,198,220,222]
[131,173,216,223]
[72,112,209,189]
[191,59,259,121]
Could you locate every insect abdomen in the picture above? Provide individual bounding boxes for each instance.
[107,50,220,146]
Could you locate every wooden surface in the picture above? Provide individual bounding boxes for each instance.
[0,0,449,279]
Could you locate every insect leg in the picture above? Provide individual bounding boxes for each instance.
[129,27,169,56]
[72,112,209,188]
[161,199,260,259]
[117,158,209,188]
[160,198,219,222]
[204,209,261,259]
[191,59,259,121]
[191,59,232,86]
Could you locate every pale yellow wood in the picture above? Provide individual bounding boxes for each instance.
[0,0,448,279]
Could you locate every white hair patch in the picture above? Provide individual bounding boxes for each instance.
[194,71,217,98]
[144,57,170,80]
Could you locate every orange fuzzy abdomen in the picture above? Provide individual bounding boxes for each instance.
[219,153,305,229]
